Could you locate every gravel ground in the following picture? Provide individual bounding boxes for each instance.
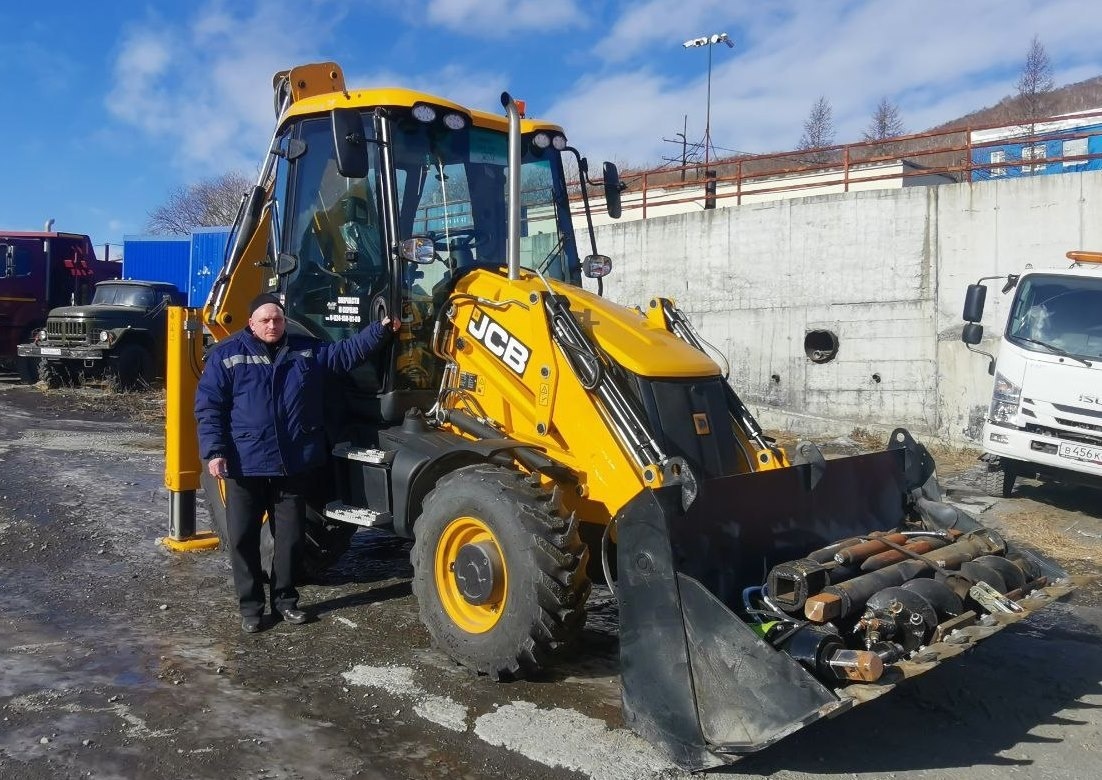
[0,378,1099,780]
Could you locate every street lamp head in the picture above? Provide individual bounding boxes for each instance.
[711,32,735,48]
[682,36,709,48]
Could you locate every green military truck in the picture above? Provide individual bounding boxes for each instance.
[18,279,184,390]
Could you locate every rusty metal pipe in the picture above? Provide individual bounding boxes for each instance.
[834,533,909,565]
[806,529,1007,622]
[861,537,949,572]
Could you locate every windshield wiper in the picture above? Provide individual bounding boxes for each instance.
[1013,336,1093,367]
[536,234,567,274]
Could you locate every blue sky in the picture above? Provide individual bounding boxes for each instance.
[2,0,1101,254]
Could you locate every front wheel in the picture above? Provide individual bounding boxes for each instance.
[410,464,590,680]
[979,463,1016,498]
[38,359,79,388]
[109,344,154,392]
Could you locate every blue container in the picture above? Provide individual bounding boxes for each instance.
[189,227,232,307]
[122,235,191,294]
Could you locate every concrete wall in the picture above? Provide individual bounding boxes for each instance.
[587,170,1102,444]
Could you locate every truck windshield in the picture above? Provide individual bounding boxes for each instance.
[92,285,156,308]
[1006,273,1102,360]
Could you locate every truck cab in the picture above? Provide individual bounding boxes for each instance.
[19,279,184,390]
[0,231,118,381]
[962,250,1102,495]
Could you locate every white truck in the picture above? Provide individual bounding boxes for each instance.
[961,250,1102,497]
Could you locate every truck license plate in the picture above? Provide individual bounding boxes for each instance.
[39,347,62,356]
[1057,441,1102,466]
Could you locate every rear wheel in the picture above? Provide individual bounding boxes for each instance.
[301,504,357,581]
[199,468,354,581]
[979,463,1016,498]
[411,464,590,679]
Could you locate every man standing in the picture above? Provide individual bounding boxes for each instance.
[195,293,398,633]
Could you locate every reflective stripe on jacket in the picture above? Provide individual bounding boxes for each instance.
[194,321,388,477]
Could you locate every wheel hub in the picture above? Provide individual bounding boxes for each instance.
[453,541,503,605]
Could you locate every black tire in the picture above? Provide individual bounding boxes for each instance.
[109,343,154,392]
[979,463,1016,498]
[410,464,591,680]
[38,359,79,388]
[199,468,353,582]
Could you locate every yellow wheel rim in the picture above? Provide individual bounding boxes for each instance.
[434,516,508,634]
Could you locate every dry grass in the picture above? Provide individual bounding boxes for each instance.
[32,383,166,425]
[998,509,1101,563]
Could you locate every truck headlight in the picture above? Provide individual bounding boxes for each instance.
[35,329,48,343]
[990,371,1022,424]
[99,330,111,343]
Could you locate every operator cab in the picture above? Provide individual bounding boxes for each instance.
[269,90,601,425]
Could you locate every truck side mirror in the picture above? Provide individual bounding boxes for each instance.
[961,322,984,345]
[962,283,987,322]
[602,162,622,220]
[331,108,369,179]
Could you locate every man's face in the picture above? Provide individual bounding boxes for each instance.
[249,303,286,344]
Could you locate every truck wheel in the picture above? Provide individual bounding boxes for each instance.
[110,344,154,392]
[410,464,591,680]
[199,467,274,575]
[979,464,1016,498]
[38,360,79,388]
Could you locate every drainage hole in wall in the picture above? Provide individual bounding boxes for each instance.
[804,330,839,364]
[872,373,881,383]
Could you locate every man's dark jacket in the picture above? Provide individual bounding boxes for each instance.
[195,322,389,477]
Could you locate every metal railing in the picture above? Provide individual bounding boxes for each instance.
[574,108,1102,221]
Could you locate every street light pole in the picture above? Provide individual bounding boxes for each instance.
[682,32,734,173]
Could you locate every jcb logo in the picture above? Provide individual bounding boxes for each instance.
[467,309,531,376]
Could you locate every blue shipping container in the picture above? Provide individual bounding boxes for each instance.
[122,235,191,294]
[189,227,232,307]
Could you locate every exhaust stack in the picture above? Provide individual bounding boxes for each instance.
[500,92,521,281]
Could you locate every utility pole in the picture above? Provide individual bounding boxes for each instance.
[682,32,734,172]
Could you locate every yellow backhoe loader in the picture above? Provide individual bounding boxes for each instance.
[163,62,1082,771]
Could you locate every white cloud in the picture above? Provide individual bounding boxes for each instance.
[105,1,338,179]
[555,0,1102,166]
[425,0,587,36]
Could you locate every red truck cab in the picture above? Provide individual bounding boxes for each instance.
[0,231,120,380]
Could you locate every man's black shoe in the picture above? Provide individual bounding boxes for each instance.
[276,606,308,625]
[241,615,263,633]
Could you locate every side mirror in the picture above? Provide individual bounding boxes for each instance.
[399,238,437,265]
[962,283,987,322]
[583,255,612,278]
[602,162,622,219]
[331,108,369,179]
[961,322,984,345]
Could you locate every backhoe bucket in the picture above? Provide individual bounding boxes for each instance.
[615,437,1076,771]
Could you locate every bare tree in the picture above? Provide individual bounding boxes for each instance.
[1015,34,1056,121]
[146,172,252,235]
[863,96,905,142]
[797,96,836,163]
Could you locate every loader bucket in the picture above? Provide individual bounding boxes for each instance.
[615,435,1077,771]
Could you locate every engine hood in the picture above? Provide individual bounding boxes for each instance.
[49,305,152,324]
[1023,359,1100,406]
